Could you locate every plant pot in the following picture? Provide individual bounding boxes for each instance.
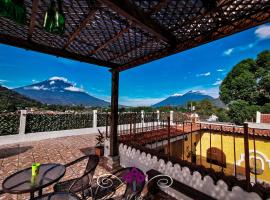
[95,146,104,157]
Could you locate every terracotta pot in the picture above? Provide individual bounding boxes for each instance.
[95,146,104,157]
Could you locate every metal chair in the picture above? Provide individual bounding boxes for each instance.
[31,192,81,200]
[54,155,99,199]
[93,167,146,200]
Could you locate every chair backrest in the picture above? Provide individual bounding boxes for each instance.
[66,154,99,192]
[85,155,99,180]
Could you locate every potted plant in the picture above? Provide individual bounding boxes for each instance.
[95,129,105,156]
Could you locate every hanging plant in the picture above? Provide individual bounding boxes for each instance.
[43,0,65,35]
[0,0,26,24]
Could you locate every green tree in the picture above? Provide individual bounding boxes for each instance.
[215,109,230,122]
[228,100,250,125]
[220,59,257,104]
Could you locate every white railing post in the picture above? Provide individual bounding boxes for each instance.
[170,110,174,125]
[93,110,97,129]
[141,110,144,127]
[19,110,27,135]
[256,111,261,123]
[157,110,160,126]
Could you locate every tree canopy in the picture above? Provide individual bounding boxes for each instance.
[220,50,270,124]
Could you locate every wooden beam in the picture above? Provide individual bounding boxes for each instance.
[63,5,100,49]
[110,69,119,156]
[0,34,119,68]
[28,0,39,40]
[98,0,176,46]
[90,26,130,55]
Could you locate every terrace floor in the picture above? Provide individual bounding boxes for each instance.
[0,134,175,200]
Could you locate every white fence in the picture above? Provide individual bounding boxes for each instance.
[119,143,264,200]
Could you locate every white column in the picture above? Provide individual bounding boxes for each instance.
[141,110,144,127]
[157,110,160,126]
[256,111,261,123]
[93,110,97,128]
[19,110,27,135]
[170,110,174,124]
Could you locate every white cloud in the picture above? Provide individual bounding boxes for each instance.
[0,79,7,83]
[212,79,222,86]
[197,87,219,98]
[64,86,84,92]
[196,72,211,77]
[49,76,68,82]
[217,69,224,72]
[49,81,55,85]
[223,48,234,56]
[26,85,49,91]
[177,86,219,98]
[120,97,165,107]
[255,25,270,40]
[172,93,183,97]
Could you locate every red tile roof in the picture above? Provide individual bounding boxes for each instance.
[261,114,270,124]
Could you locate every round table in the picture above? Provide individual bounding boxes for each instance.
[31,192,80,200]
[2,163,66,199]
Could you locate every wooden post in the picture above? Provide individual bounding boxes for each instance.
[200,123,202,165]
[167,116,171,158]
[110,69,119,156]
[244,123,251,191]
[253,128,257,183]
[106,112,109,138]
[233,126,237,177]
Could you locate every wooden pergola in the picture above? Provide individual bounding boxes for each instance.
[0,0,270,159]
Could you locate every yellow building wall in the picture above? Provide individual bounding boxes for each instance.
[195,132,270,183]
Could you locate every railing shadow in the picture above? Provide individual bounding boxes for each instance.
[0,146,33,159]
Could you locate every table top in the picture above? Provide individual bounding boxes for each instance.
[32,192,80,200]
[2,163,66,194]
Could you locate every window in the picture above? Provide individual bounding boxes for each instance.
[250,157,264,175]
[207,147,226,167]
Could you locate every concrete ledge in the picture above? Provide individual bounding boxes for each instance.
[0,126,107,146]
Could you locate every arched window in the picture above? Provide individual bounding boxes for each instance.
[207,147,226,167]
[250,157,264,175]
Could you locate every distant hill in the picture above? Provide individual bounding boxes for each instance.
[13,77,110,107]
[0,85,41,111]
[152,90,225,108]
[210,98,227,109]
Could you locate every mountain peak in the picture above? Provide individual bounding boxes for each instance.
[171,93,183,97]
[187,90,203,94]
[153,90,214,107]
[14,77,109,107]
[49,76,69,82]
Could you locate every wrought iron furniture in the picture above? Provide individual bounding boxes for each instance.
[54,155,99,200]
[93,167,146,200]
[31,192,81,200]
[2,163,66,200]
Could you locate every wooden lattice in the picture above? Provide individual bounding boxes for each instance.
[0,0,269,70]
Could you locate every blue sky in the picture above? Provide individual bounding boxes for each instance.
[0,23,270,106]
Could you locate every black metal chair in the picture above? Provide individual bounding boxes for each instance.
[93,167,146,200]
[31,192,81,200]
[0,188,4,196]
[54,155,99,200]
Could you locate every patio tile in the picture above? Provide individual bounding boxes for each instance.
[0,134,98,200]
